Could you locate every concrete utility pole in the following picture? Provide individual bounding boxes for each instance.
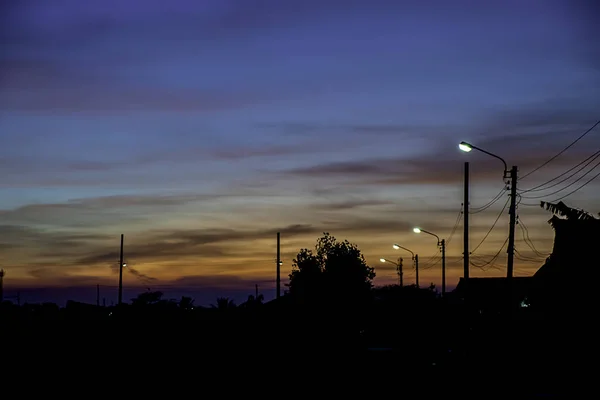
[463,162,469,281]
[118,234,124,305]
[414,254,419,288]
[0,269,4,303]
[506,166,518,280]
[397,257,403,287]
[276,232,281,299]
[412,228,444,294]
[441,239,446,296]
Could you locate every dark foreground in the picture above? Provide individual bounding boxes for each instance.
[1,311,590,398]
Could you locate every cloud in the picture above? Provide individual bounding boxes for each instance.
[312,199,396,211]
[210,144,315,160]
[73,224,316,266]
[0,77,262,114]
[0,224,109,250]
[0,193,219,227]
[281,101,600,186]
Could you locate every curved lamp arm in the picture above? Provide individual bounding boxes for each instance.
[459,141,508,174]
[393,244,415,259]
[413,227,441,245]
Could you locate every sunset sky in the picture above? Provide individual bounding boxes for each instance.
[1,0,599,306]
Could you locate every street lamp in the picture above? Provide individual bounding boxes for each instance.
[393,244,419,288]
[413,227,446,296]
[380,257,404,287]
[458,141,508,176]
[459,140,517,280]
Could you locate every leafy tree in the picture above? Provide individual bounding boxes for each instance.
[540,200,598,221]
[131,291,163,306]
[287,232,375,305]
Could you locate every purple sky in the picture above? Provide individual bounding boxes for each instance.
[1,0,599,306]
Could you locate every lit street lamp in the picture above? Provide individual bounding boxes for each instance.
[380,257,404,286]
[459,140,517,280]
[393,244,419,288]
[458,141,508,175]
[413,227,446,296]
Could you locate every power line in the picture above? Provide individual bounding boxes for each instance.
[518,157,600,199]
[519,163,600,205]
[470,196,510,255]
[470,236,509,270]
[514,248,544,264]
[469,186,507,214]
[519,149,600,193]
[518,217,549,258]
[446,205,463,245]
[519,119,600,180]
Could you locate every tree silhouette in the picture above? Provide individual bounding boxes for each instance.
[178,296,195,310]
[533,201,600,313]
[211,297,236,310]
[241,293,264,308]
[287,232,375,305]
[131,291,163,306]
[540,201,597,221]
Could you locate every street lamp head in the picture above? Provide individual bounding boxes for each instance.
[413,227,421,233]
[393,244,400,250]
[379,258,386,263]
[458,141,473,152]
[122,263,127,267]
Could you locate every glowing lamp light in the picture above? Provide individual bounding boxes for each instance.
[379,258,386,263]
[413,227,422,234]
[458,142,473,152]
[393,244,400,250]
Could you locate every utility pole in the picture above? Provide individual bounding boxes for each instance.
[0,269,4,303]
[276,232,281,299]
[255,284,259,298]
[414,255,419,288]
[118,234,124,305]
[441,239,446,296]
[397,257,403,287]
[506,165,518,280]
[463,162,469,281]
[96,284,100,307]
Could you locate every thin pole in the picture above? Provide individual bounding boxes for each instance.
[507,166,518,279]
[463,162,469,280]
[276,232,281,299]
[255,284,259,298]
[0,269,4,303]
[415,254,419,288]
[118,234,124,305]
[398,257,403,287]
[441,239,446,296]
[96,284,100,306]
